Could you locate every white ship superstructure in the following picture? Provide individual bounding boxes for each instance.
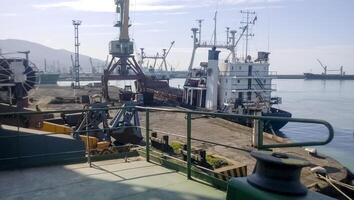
[218,52,278,114]
[183,11,289,131]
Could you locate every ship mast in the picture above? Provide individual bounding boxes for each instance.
[240,10,256,60]
[213,11,217,46]
[187,12,237,74]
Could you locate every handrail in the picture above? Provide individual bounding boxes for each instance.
[134,106,334,149]
[0,106,334,148]
[0,105,334,180]
[135,106,334,181]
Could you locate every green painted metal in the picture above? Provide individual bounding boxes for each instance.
[257,120,263,148]
[134,106,334,149]
[226,177,335,200]
[0,105,338,199]
[85,110,91,167]
[0,105,334,171]
[0,106,335,148]
[186,113,192,179]
[146,109,150,162]
[138,149,228,191]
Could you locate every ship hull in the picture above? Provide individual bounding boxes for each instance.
[262,107,292,132]
[304,73,354,80]
[222,107,292,133]
[39,73,60,85]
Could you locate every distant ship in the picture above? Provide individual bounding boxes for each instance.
[304,73,354,80]
[304,59,354,80]
[38,72,60,85]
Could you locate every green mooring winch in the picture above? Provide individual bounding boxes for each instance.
[226,150,335,200]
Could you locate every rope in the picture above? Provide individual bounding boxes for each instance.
[328,176,354,191]
[317,174,352,200]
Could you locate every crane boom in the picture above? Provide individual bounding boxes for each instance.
[159,41,175,71]
[89,57,94,68]
[316,59,327,75]
[165,41,175,58]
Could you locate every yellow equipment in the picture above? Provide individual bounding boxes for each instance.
[79,135,112,155]
[40,121,73,135]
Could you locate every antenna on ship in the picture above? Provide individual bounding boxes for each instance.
[187,13,238,72]
[226,27,230,45]
[213,11,217,46]
[196,19,204,44]
[240,10,256,60]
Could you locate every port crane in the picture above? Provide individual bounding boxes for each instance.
[102,0,145,101]
[89,57,105,74]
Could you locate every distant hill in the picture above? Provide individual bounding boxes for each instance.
[0,39,104,73]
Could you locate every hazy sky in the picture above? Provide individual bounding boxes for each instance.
[1,0,354,74]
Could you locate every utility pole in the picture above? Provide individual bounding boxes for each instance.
[72,20,82,88]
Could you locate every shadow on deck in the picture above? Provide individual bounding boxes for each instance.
[0,157,226,200]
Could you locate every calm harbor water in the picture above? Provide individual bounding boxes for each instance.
[58,79,354,172]
[273,79,354,172]
[170,78,354,172]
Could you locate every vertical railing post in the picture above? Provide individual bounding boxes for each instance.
[257,120,264,149]
[145,109,150,162]
[186,113,192,179]
[85,109,91,167]
[16,113,20,167]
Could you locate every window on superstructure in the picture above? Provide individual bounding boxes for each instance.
[237,80,240,83]
[225,92,227,96]
[247,92,252,100]
[226,78,228,83]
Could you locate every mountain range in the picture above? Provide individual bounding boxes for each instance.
[0,39,105,73]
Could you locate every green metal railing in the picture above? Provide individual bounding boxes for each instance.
[135,106,334,180]
[0,106,334,182]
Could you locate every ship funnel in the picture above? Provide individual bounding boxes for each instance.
[205,47,220,111]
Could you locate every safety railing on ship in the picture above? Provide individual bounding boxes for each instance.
[135,106,334,180]
[219,71,277,77]
[0,106,334,182]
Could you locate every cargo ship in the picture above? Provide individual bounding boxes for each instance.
[304,73,354,80]
[304,59,354,80]
[38,72,60,85]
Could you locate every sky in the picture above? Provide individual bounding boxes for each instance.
[1,0,354,74]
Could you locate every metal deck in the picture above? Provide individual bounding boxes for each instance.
[0,157,225,200]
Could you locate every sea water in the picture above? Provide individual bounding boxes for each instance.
[273,79,354,172]
[169,78,354,172]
